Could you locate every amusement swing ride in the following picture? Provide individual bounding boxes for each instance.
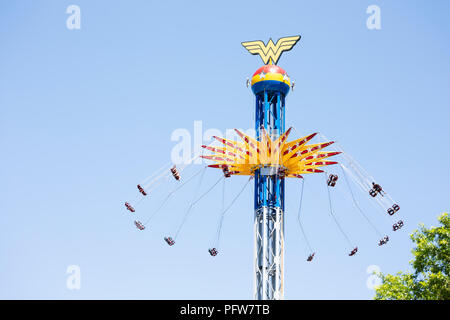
[123,35,403,300]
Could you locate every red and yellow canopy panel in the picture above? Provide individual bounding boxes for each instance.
[201,127,340,178]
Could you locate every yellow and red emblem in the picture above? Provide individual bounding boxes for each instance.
[241,35,301,65]
[201,127,340,178]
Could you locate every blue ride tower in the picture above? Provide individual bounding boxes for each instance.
[251,64,291,300]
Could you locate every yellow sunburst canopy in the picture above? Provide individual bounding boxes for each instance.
[201,127,340,178]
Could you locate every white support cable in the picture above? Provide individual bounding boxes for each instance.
[338,164,384,237]
[140,162,173,186]
[296,178,314,253]
[324,173,353,248]
[340,163,395,224]
[179,138,221,171]
[319,132,399,209]
[144,170,172,191]
[212,177,226,248]
[174,175,224,239]
[143,166,208,225]
[317,133,371,191]
[142,139,217,191]
[213,176,253,248]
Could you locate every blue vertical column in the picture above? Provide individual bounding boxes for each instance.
[253,88,286,299]
[250,61,292,300]
[254,90,285,211]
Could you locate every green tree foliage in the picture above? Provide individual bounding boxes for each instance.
[374,212,450,300]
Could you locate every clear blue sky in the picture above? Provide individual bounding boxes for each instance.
[1,0,449,299]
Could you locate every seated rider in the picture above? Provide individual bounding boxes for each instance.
[372,182,384,196]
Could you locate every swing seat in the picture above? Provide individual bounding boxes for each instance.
[208,248,218,256]
[137,184,147,196]
[387,208,395,215]
[349,247,358,256]
[125,202,135,212]
[372,183,383,192]
[170,166,181,181]
[134,220,145,230]
[393,221,404,231]
[378,236,389,246]
[222,166,231,178]
[307,253,315,261]
[277,167,287,178]
[327,174,338,187]
[393,204,400,212]
[164,236,175,246]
